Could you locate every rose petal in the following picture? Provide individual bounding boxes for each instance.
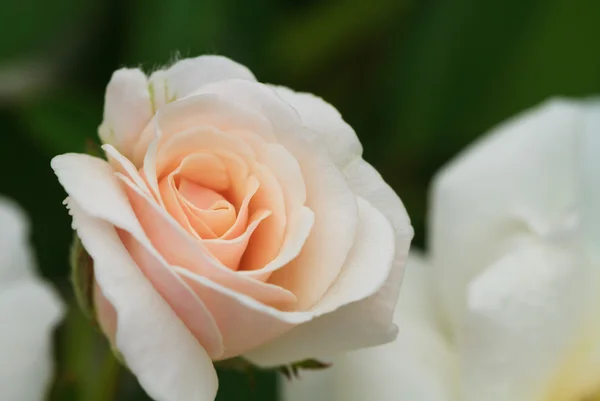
[240,206,314,279]
[0,197,35,283]
[68,200,218,401]
[245,197,396,365]
[341,157,413,333]
[148,56,256,110]
[98,69,152,161]
[270,85,362,169]
[430,99,584,337]
[120,230,224,357]
[580,100,600,263]
[202,209,271,270]
[239,163,286,271]
[174,266,310,359]
[195,80,361,309]
[133,93,274,164]
[461,236,591,401]
[0,280,64,401]
[51,154,225,357]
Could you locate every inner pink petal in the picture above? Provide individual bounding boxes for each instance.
[239,163,286,271]
[155,127,256,181]
[202,209,271,270]
[178,179,237,237]
[118,173,298,308]
[179,179,226,209]
[177,153,230,192]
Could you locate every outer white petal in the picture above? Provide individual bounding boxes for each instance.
[430,99,585,336]
[567,99,600,397]
[0,280,64,401]
[68,200,218,401]
[461,235,592,401]
[0,197,35,283]
[342,158,413,338]
[580,99,600,262]
[98,68,153,161]
[269,85,362,168]
[246,197,396,366]
[282,255,457,401]
[149,56,256,110]
[0,198,64,401]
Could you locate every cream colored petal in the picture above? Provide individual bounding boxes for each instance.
[68,201,218,401]
[270,85,362,169]
[245,197,396,366]
[149,56,256,110]
[99,68,152,161]
[461,235,591,401]
[430,99,584,336]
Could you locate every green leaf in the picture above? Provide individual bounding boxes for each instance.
[69,234,95,321]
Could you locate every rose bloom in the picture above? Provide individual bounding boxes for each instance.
[284,98,600,401]
[52,56,413,401]
[0,197,64,401]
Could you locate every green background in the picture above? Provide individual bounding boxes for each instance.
[1,0,600,399]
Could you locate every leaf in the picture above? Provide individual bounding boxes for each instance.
[69,234,96,320]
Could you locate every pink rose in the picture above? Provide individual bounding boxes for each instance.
[52,56,413,401]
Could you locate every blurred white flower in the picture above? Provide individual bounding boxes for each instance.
[283,98,600,401]
[0,197,64,401]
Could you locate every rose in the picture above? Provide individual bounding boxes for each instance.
[284,98,600,401]
[52,55,413,401]
[0,197,64,401]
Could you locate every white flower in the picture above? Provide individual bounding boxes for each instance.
[0,197,64,401]
[284,98,600,401]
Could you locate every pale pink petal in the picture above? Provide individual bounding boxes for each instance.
[132,94,274,164]
[98,69,152,162]
[202,210,271,271]
[51,154,224,357]
[117,171,297,308]
[155,126,256,182]
[158,174,205,237]
[119,229,224,358]
[176,152,230,192]
[195,80,360,309]
[245,197,396,366]
[148,56,256,110]
[270,85,362,169]
[239,163,286,271]
[240,206,315,278]
[68,200,218,401]
[102,144,152,196]
[173,267,314,359]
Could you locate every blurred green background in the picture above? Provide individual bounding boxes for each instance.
[1,0,600,399]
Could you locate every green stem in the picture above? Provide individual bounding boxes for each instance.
[89,350,121,401]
